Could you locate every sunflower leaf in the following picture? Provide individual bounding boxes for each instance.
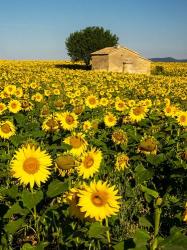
[22,190,43,209]
[47,179,69,198]
[5,218,25,234]
[88,222,107,239]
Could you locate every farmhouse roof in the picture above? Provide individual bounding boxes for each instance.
[91,45,150,61]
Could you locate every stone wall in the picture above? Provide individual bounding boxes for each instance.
[91,55,108,71]
[91,48,151,74]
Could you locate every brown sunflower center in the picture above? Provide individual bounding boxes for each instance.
[118,102,124,108]
[23,157,39,174]
[70,136,83,148]
[180,115,186,123]
[91,191,108,207]
[46,118,58,129]
[108,116,114,122]
[133,107,144,116]
[22,100,30,108]
[89,97,96,105]
[165,107,172,113]
[0,105,4,111]
[65,115,74,124]
[84,156,94,168]
[1,123,11,133]
[11,102,17,109]
[113,131,125,141]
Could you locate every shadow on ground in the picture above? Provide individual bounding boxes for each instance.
[54,64,91,70]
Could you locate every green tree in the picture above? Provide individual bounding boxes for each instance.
[65,26,119,66]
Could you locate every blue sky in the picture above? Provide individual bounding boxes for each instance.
[0,0,187,60]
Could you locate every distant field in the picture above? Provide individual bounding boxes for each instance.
[0,60,186,249]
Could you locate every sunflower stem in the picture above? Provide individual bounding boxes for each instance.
[105,218,111,245]
[30,187,39,240]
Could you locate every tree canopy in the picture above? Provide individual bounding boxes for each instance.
[65,26,119,66]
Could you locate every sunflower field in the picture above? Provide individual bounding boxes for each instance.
[0,60,187,250]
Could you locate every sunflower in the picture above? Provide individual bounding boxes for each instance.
[78,148,102,179]
[53,99,65,110]
[112,129,128,145]
[115,100,127,111]
[4,84,16,96]
[85,95,99,109]
[15,87,23,98]
[129,105,147,122]
[57,111,78,131]
[0,120,16,139]
[42,115,60,132]
[73,105,85,115]
[177,111,187,127]
[21,100,34,111]
[0,102,7,115]
[100,97,109,107]
[82,120,92,132]
[8,100,22,113]
[55,153,77,177]
[63,133,88,156]
[63,187,86,220]
[137,136,158,155]
[115,153,129,171]
[32,92,43,102]
[104,112,117,127]
[164,105,175,117]
[10,145,52,188]
[78,181,121,221]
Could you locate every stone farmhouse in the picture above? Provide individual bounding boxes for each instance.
[91,45,151,74]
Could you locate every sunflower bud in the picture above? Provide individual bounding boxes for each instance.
[56,155,76,170]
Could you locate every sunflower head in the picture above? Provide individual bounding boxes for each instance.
[138,136,158,155]
[73,105,84,115]
[115,153,129,171]
[78,181,121,221]
[0,120,16,139]
[112,129,128,145]
[78,148,102,179]
[56,154,76,170]
[63,133,88,156]
[42,115,59,132]
[177,112,187,127]
[40,105,50,116]
[129,105,147,122]
[10,145,52,188]
[54,99,65,110]
[64,187,87,220]
[21,100,33,111]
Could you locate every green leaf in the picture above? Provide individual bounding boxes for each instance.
[61,142,72,150]
[113,241,124,250]
[135,165,153,184]
[47,180,69,198]
[21,242,49,250]
[4,202,29,218]
[5,186,19,199]
[130,229,150,250]
[88,222,107,239]
[159,227,187,250]
[146,154,166,166]
[22,190,43,209]
[140,185,159,198]
[21,243,34,250]
[5,218,25,234]
[139,216,153,229]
